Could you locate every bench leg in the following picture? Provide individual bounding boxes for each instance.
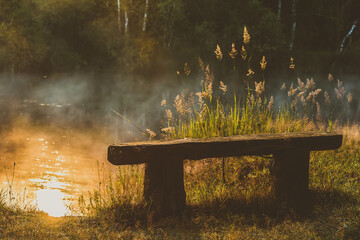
[272,149,310,202]
[144,157,186,220]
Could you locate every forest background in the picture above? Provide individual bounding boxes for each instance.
[0,0,359,76]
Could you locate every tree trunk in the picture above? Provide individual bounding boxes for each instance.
[117,0,121,31]
[142,0,149,32]
[166,1,176,48]
[289,0,297,51]
[277,0,281,20]
[124,8,129,34]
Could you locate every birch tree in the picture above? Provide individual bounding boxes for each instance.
[117,0,121,31]
[142,0,149,31]
[124,5,129,34]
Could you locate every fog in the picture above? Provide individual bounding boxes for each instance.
[0,71,359,141]
[0,73,177,142]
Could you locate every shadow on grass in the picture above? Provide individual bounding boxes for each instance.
[4,189,357,239]
[91,188,359,239]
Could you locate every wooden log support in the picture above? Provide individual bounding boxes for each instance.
[272,149,310,202]
[144,157,185,219]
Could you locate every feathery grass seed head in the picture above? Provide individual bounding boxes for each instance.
[241,45,247,60]
[243,26,250,44]
[267,96,274,111]
[297,78,305,92]
[229,43,238,59]
[146,129,156,139]
[214,45,223,61]
[328,74,333,82]
[219,81,227,94]
[247,69,254,77]
[306,78,315,90]
[249,94,255,105]
[199,57,204,71]
[161,127,174,133]
[260,56,267,70]
[184,62,191,76]
[335,80,346,100]
[289,57,295,69]
[174,94,184,116]
[347,93,352,103]
[166,109,173,120]
[335,88,342,100]
[195,92,204,108]
[255,81,265,96]
[161,99,167,107]
[300,95,306,105]
[280,83,286,91]
[324,91,331,105]
[306,89,321,104]
[288,84,297,96]
[313,89,322,97]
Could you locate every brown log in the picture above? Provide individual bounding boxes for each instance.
[108,132,342,165]
[272,149,310,202]
[144,157,185,221]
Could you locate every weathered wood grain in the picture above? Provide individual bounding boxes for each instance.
[272,149,310,202]
[108,132,343,165]
[144,157,186,221]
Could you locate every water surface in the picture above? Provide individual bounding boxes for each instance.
[0,123,114,217]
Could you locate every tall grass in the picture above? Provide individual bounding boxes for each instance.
[77,164,146,222]
[0,162,37,217]
[160,62,352,140]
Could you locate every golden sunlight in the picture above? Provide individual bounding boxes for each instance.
[1,128,107,218]
[35,188,69,217]
[31,173,71,217]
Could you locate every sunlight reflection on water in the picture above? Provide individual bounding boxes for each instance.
[0,126,110,217]
[35,188,70,217]
[25,138,75,217]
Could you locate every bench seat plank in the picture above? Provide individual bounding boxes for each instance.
[108,132,342,165]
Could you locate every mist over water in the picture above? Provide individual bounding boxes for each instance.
[0,73,169,216]
[0,72,358,134]
[0,73,178,141]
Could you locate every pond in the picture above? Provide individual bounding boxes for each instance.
[0,118,115,217]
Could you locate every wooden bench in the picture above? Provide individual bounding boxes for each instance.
[107,132,342,218]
